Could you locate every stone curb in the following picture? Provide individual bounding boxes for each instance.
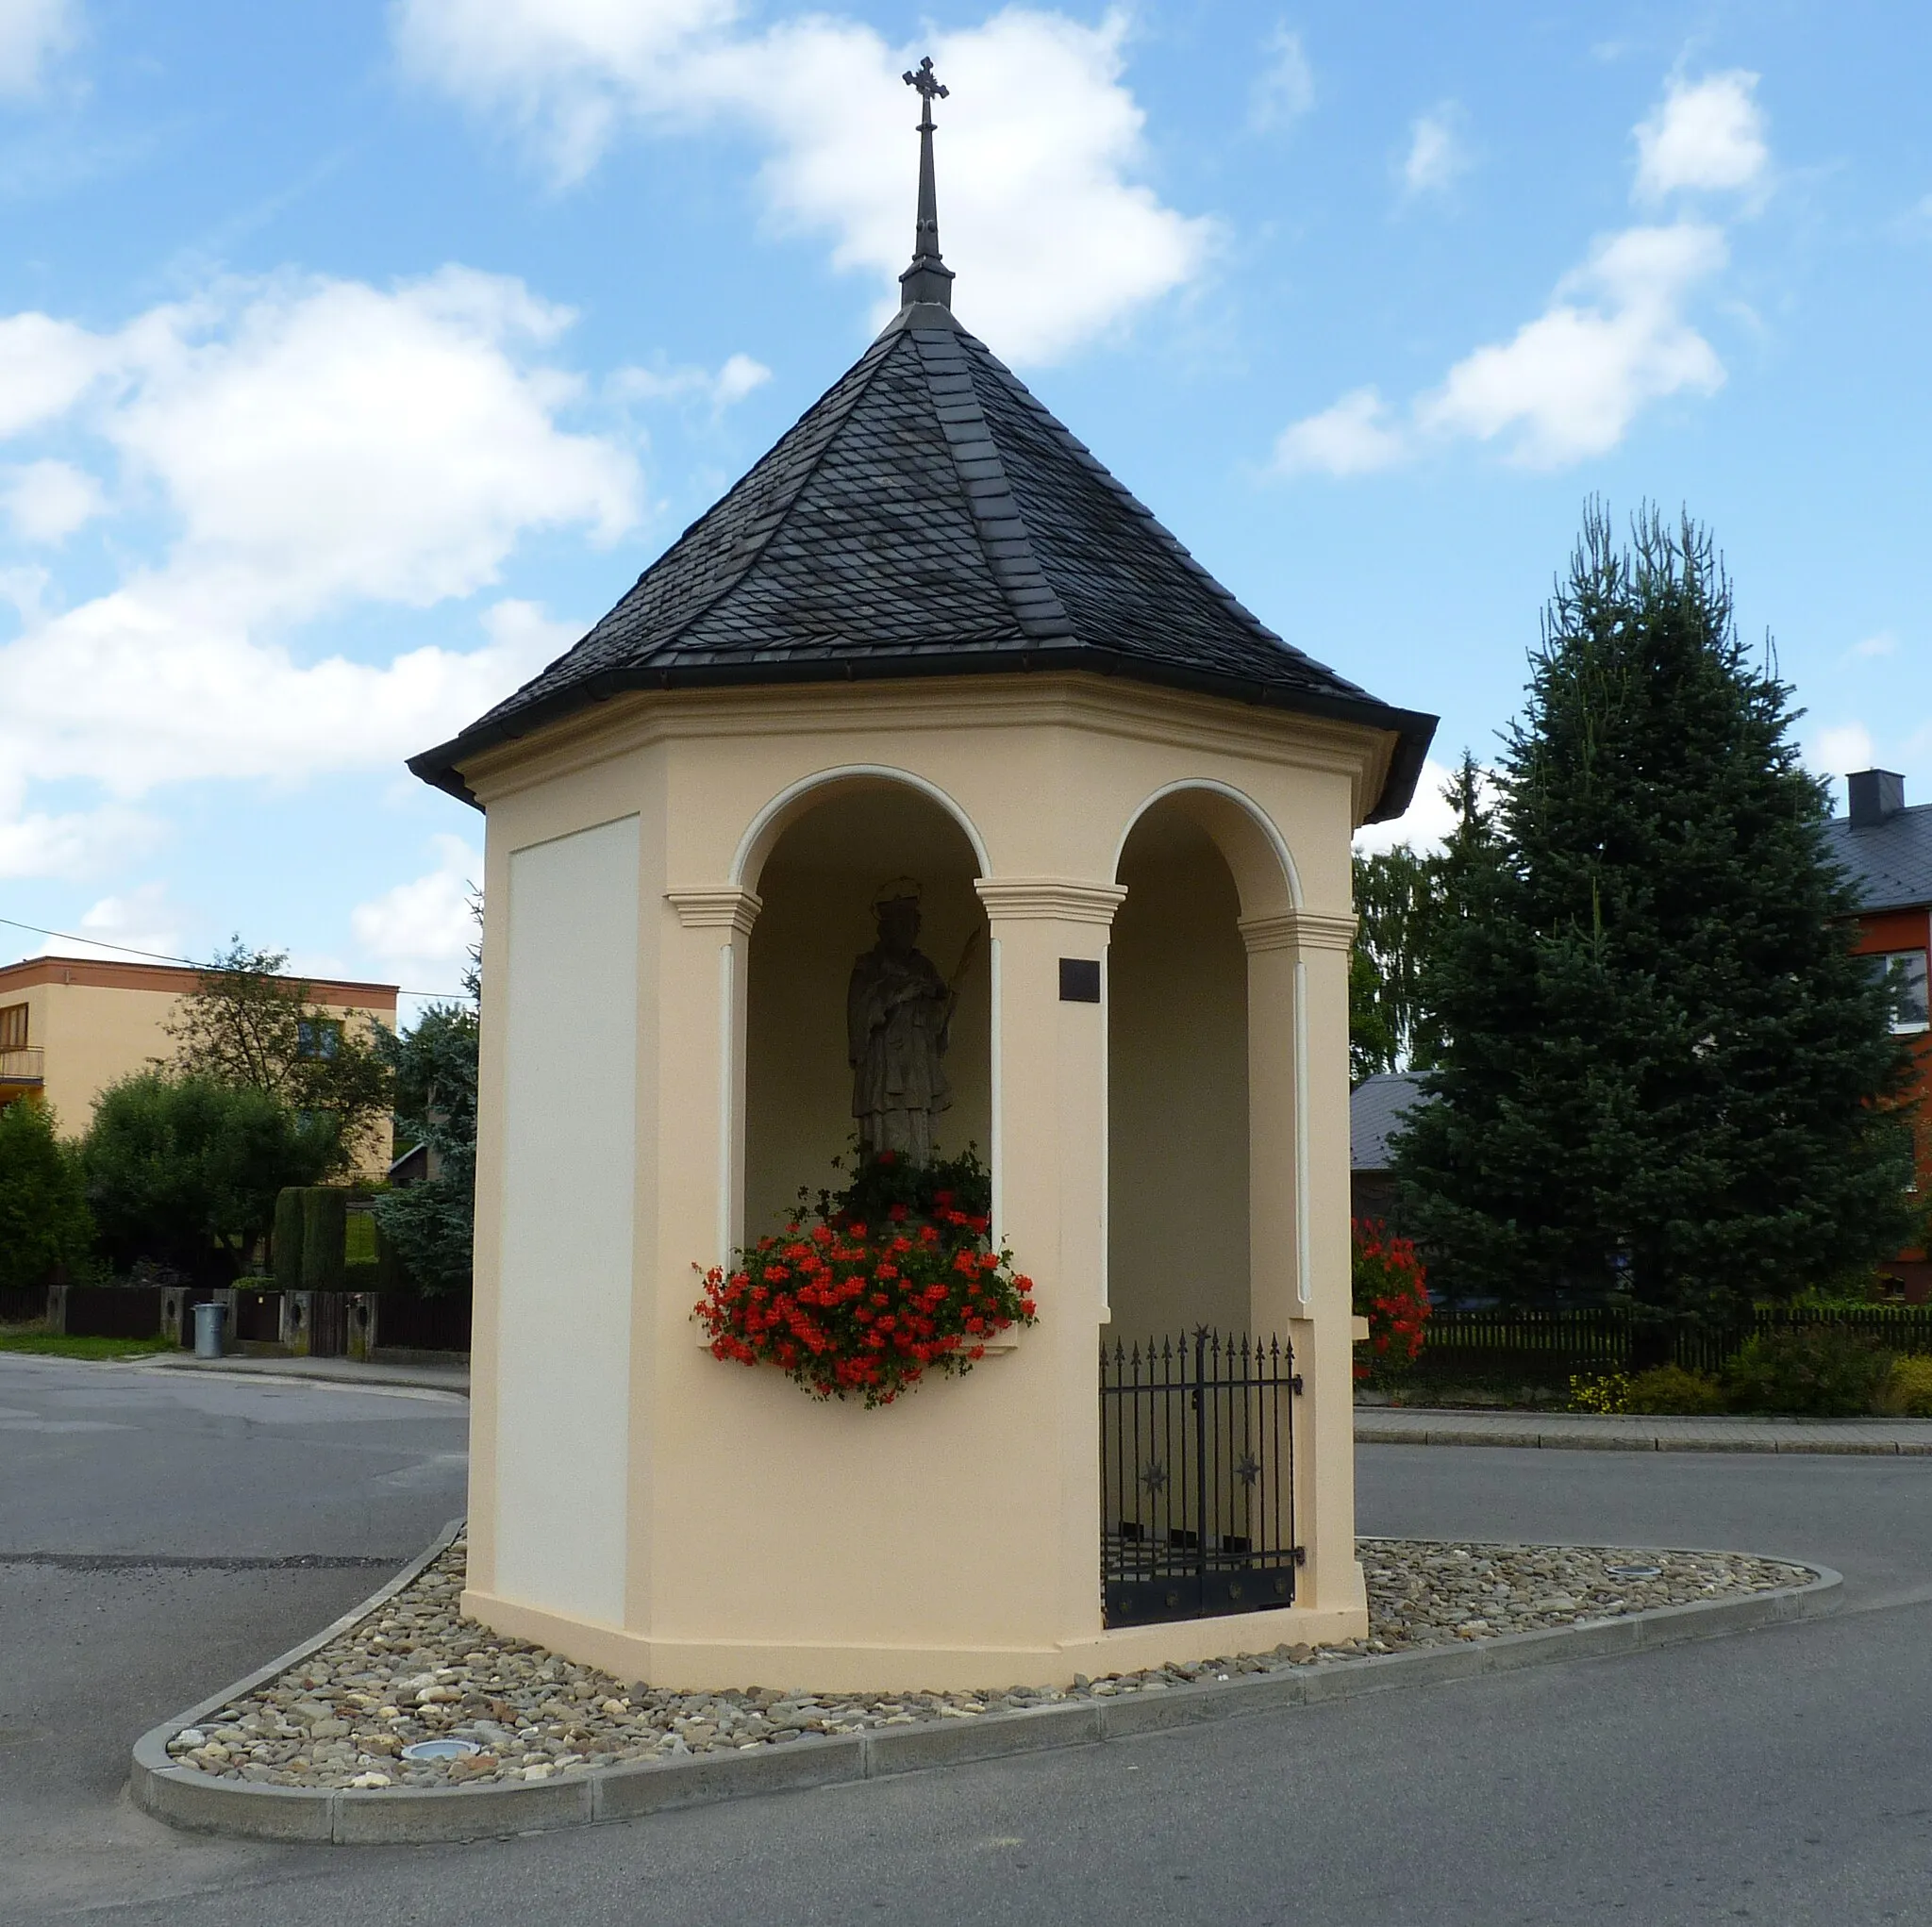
[1356,1418,1932,1454]
[129,1536,1843,1848]
[140,1356,470,1399]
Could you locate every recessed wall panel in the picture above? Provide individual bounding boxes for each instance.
[498,815,639,1625]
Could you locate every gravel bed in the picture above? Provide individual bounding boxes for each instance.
[162,1533,1811,1790]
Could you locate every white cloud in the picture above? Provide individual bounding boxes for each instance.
[0,271,638,798]
[351,833,483,988]
[29,881,184,961]
[1417,223,1726,466]
[1353,756,1489,856]
[394,4,1212,365]
[0,311,111,436]
[1400,105,1468,197]
[1251,26,1313,129]
[1852,631,1897,660]
[105,268,637,619]
[393,0,737,185]
[1273,72,1762,481]
[609,349,771,408]
[0,787,159,880]
[1,457,104,540]
[0,0,78,98]
[1272,387,1407,476]
[1634,71,1768,201]
[1813,723,1876,784]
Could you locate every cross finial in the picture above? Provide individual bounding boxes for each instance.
[904,56,947,120]
[897,56,955,311]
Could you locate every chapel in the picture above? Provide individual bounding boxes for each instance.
[413,61,1435,1690]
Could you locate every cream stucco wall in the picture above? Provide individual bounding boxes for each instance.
[1108,806,1250,1344]
[458,675,1384,1690]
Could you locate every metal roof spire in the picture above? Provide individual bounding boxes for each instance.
[897,57,955,310]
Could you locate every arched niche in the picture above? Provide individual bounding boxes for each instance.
[742,782,991,1239]
[1107,800,1255,1341]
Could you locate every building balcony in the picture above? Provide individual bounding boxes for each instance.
[0,1046,45,1087]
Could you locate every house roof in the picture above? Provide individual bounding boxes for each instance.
[410,76,1435,818]
[1821,804,1932,915]
[1350,1071,1426,1173]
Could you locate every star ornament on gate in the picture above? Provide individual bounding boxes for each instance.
[1141,1459,1168,1496]
[1234,1453,1262,1487]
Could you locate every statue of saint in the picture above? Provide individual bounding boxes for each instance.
[846,879,976,1166]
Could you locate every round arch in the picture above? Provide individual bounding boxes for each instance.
[1109,778,1301,916]
[733,764,991,893]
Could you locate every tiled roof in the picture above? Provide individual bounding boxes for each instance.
[410,305,1435,815]
[1350,1071,1427,1173]
[1822,806,1932,914]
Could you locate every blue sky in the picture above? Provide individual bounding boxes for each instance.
[1,1,1926,1007]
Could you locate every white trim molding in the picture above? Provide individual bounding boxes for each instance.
[666,888,763,936]
[1111,777,1305,910]
[1238,909,1357,956]
[730,764,991,886]
[974,878,1128,926]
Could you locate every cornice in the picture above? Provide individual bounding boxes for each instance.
[1238,910,1357,955]
[460,674,1392,811]
[666,888,763,936]
[974,877,1128,926]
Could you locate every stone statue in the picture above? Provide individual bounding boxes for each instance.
[846,879,976,1166]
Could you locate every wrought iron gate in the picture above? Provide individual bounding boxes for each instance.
[1100,1331,1300,1628]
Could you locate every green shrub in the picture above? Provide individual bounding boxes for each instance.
[0,1097,92,1290]
[299,1188,346,1293]
[1875,1354,1932,1418]
[1624,1364,1726,1414]
[1724,1327,1893,1416]
[344,1211,377,1265]
[272,1187,306,1290]
[84,1073,335,1279]
[1569,1371,1631,1413]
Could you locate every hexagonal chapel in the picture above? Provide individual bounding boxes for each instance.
[412,71,1435,1691]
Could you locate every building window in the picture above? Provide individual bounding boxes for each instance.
[1866,950,1931,1035]
[0,1004,25,1050]
[296,1018,341,1060]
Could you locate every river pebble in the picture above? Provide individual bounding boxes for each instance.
[162,1532,1810,1789]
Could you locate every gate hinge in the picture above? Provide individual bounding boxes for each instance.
[1292,1545,1307,1567]
[1290,1373,1304,1395]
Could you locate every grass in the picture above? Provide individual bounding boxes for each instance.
[0,1327,178,1360]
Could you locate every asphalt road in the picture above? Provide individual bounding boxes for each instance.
[5,1361,1929,1926]
[0,1354,468,1922]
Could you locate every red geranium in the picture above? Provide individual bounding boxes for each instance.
[694,1150,1036,1408]
[1351,1218,1430,1383]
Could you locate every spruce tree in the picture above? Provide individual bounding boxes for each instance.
[1394,507,1915,1347]
[1352,752,1497,1079]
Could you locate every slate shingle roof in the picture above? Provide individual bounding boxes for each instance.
[411,304,1436,815]
[1350,1071,1427,1174]
[1822,805,1932,914]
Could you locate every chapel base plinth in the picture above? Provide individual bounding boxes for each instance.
[460,1587,1370,1696]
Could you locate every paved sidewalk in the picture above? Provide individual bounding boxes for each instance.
[141,1353,470,1398]
[1355,1406,1932,1454]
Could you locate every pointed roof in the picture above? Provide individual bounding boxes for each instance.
[411,71,1434,818]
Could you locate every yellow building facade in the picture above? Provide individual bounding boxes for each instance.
[0,956,398,1170]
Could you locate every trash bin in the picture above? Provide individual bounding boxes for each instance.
[192,1300,227,1360]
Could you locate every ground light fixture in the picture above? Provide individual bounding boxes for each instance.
[400,1739,479,1762]
[1604,1563,1663,1581]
